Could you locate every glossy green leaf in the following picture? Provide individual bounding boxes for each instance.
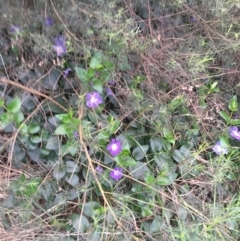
[45,136,60,150]
[53,165,67,180]
[150,136,163,152]
[219,111,230,123]
[30,136,42,144]
[71,213,89,232]
[144,173,155,185]
[169,96,184,111]
[66,160,80,173]
[65,174,79,187]
[156,176,171,186]
[6,97,21,113]
[229,119,240,125]
[75,67,89,83]
[83,201,101,217]
[13,111,24,124]
[92,78,103,93]
[132,145,149,161]
[43,68,61,91]
[150,217,164,233]
[0,98,4,107]
[90,54,103,69]
[129,161,150,180]
[55,113,72,123]
[107,119,121,135]
[88,230,101,241]
[163,128,175,144]
[172,149,184,163]
[177,206,188,220]
[54,123,72,135]
[28,123,41,134]
[229,95,238,112]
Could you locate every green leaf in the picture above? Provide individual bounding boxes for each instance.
[65,174,79,187]
[132,145,149,161]
[6,98,21,113]
[13,111,24,124]
[75,67,89,83]
[144,173,155,185]
[129,161,150,180]
[156,176,171,186]
[92,78,103,93]
[160,137,171,151]
[150,217,164,233]
[107,119,121,135]
[169,96,184,111]
[163,128,175,144]
[45,136,60,150]
[229,119,240,125]
[172,149,184,163]
[71,214,89,232]
[0,98,4,107]
[43,68,61,91]
[53,165,67,180]
[118,157,137,167]
[0,113,12,128]
[177,206,188,220]
[30,136,42,144]
[55,113,72,123]
[86,68,95,79]
[66,160,80,173]
[150,137,163,152]
[83,202,101,217]
[219,111,230,123]
[90,54,103,69]
[154,153,174,169]
[88,230,101,241]
[28,123,41,134]
[54,123,72,135]
[229,95,238,112]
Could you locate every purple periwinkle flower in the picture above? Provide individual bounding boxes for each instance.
[212,141,228,155]
[53,35,66,57]
[63,67,71,77]
[107,138,122,157]
[105,87,114,96]
[108,80,115,85]
[10,25,20,34]
[110,167,123,181]
[86,91,103,109]
[45,16,53,26]
[95,165,103,174]
[229,126,240,140]
[73,131,79,138]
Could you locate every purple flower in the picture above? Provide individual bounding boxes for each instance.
[73,131,79,138]
[105,87,114,96]
[212,141,228,155]
[10,25,20,34]
[95,165,103,174]
[107,138,122,157]
[86,91,103,109]
[45,17,53,26]
[108,80,115,85]
[53,35,66,57]
[229,126,240,140]
[110,167,123,180]
[63,67,71,77]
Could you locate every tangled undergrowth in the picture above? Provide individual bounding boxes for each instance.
[0,0,239,241]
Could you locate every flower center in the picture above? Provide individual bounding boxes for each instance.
[114,170,120,176]
[90,94,97,103]
[111,143,118,151]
